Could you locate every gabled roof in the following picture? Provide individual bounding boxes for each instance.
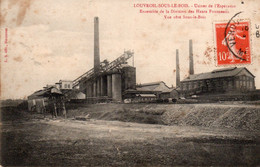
[182,67,255,82]
[136,81,171,92]
[137,81,164,87]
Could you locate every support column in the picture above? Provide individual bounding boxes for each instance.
[101,76,107,96]
[107,75,112,98]
[112,73,122,102]
[97,78,101,97]
[93,81,97,97]
[86,81,93,97]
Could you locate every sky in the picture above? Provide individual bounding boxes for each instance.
[1,0,260,99]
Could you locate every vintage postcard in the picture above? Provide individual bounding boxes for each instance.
[0,0,260,166]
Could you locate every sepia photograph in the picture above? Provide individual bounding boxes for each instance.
[0,0,260,166]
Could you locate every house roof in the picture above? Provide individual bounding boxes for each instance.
[182,67,255,82]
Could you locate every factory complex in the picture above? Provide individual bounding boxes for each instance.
[27,17,257,112]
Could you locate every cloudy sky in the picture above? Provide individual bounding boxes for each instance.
[1,0,260,99]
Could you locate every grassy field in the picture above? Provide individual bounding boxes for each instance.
[1,103,260,166]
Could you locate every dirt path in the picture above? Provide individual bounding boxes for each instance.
[1,113,259,166]
[43,118,259,142]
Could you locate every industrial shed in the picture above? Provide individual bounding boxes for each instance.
[136,81,172,92]
[123,81,178,102]
[180,67,255,95]
[27,87,63,113]
[123,89,160,102]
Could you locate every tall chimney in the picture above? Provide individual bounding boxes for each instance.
[189,39,194,75]
[94,17,100,73]
[176,49,180,87]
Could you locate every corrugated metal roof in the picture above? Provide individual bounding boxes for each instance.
[182,67,254,82]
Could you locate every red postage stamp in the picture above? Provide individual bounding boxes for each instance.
[214,20,251,66]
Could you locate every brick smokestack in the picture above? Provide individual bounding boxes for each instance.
[94,17,100,73]
[189,39,194,75]
[176,49,180,87]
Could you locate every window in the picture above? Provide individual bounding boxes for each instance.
[200,81,204,87]
[240,80,243,87]
[68,84,70,89]
[196,82,198,88]
[189,82,193,90]
[228,80,232,88]
[64,84,67,88]
[249,81,252,89]
[236,80,239,88]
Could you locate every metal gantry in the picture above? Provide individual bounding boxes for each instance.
[72,50,134,88]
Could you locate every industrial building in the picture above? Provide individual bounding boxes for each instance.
[28,17,137,105]
[55,80,73,90]
[27,86,63,113]
[176,40,256,97]
[72,17,136,102]
[180,67,255,95]
[123,81,179,102]
[124,81,171,101]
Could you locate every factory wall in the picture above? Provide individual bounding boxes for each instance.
[180,75,255,95]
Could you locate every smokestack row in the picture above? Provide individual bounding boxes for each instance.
[175,39,194,87]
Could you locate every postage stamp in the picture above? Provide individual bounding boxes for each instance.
[214,13,251,66]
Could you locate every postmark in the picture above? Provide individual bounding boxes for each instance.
[214,12,251,66]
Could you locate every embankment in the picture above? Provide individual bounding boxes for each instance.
[66,103,260,132]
